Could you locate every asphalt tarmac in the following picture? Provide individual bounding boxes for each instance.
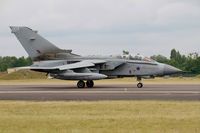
[0,84,199,101]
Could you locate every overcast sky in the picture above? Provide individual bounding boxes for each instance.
[0,0,200,57]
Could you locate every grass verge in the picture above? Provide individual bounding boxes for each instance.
[0,101,199,133]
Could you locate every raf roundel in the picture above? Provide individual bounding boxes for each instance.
[136,67,140,71]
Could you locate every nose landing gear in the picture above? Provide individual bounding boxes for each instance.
[137,82,143,88]
[137,77,143,88]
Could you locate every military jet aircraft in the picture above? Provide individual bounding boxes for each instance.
[10,26,182,88]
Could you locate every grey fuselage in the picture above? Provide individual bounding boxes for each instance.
[31,55,176,80]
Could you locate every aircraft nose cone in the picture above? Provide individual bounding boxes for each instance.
[164,65,182,75]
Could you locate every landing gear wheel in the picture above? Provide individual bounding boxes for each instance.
[86,80,94,88]
[77,80,85,88]
[137,83,143,88]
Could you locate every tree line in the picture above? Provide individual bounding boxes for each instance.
[151,49,200,74]
[0,49,199,74]
[0,56,32,72]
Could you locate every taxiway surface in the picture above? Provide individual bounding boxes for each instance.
[0,84,199,101]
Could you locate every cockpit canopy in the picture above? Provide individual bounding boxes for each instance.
[115,54,156,62]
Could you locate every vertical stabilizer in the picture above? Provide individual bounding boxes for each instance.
[10,26,63,60]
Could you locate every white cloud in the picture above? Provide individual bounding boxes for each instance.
[155,1,200,27]
[0,0,200,57]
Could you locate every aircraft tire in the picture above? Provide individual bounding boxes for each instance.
[77,80,85,88]
[86,80,94,88]
[137,83,143,88]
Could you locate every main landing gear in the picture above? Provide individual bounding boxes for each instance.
[137,77,143,88]
[77,80,94,88]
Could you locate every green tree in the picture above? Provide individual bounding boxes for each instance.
[151,55,169,63]
[170,49,177,60]
[0,56,32,72]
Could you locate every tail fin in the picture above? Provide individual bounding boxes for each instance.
[10,26,65,61]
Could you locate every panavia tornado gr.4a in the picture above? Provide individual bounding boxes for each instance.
[10,26,182,88]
